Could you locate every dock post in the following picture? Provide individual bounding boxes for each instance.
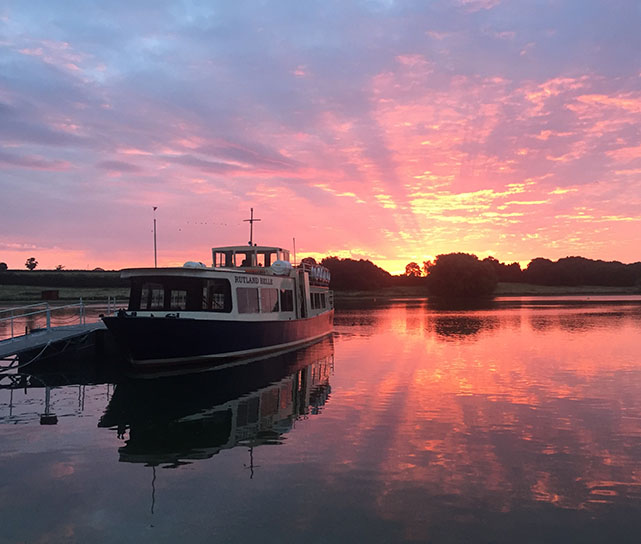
[10,310,14,339]
[79,298,84,325]
[40,386,58,425]
[45,303,51,330]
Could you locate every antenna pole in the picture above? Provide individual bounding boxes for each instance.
[153,206,158,268]
[293,237,296,266]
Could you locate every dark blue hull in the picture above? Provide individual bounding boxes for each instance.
[103,311,334,366]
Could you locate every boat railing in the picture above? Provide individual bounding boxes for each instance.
[299,262,331,286]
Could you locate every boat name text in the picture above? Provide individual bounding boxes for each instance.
[234,275,274,285]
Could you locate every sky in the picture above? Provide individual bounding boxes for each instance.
[1,0,640,274]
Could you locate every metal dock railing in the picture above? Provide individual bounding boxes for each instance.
[0,298,118,363]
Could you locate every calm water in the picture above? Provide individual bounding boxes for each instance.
[2,297,641,543]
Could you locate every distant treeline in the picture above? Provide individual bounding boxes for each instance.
[1,255,640,293]
[0,270,126,288]
[319,255,641,292]
[521,257,641,287]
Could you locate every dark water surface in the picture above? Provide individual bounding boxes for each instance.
[2,298,641,543]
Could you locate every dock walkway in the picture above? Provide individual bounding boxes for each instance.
[0,299,117,361]
[0,321,107,360]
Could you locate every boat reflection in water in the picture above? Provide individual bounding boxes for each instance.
[98,337,334,467]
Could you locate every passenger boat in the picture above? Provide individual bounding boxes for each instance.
[103,241,334,367]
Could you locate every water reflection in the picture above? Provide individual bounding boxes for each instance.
[98,338,334,468]
[433,315,498,340]
[330,300,641,539]
[3,300,641,542]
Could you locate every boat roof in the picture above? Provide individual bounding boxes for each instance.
[212,245,286,252]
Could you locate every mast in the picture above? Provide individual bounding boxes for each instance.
[243,208,261,246]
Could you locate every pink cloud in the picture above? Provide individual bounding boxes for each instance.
[0,151,71,170]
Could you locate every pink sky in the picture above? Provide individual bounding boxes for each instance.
[1,1,640,273]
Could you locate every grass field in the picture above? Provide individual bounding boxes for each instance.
[0,285,129,303]
[493,282,638,296]
[333,282,638,300]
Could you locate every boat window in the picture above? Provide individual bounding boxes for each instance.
[207,279,232,312]
[235,251,254,267]
[262,251,276,267]
[214,251,233,268]
[310,292,326,310]
[130,277,212,312]
[237,287,259,313]
[140,282,165,310]
[280,289,294,312]
[170,290,187,310]
[260,288,279,312]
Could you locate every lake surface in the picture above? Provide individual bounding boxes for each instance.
[2,297,641,543]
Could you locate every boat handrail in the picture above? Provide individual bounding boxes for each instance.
[299,262,331,285]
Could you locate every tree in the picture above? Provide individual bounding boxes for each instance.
[405,262,422,277]
[0,262,7,272]
[426,253,497,298]
[25,257,38,271]
[55,264,65,271]
[482,256,523,282]
[321,256,392,290]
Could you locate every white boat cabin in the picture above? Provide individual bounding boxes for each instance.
[123,244,332,321]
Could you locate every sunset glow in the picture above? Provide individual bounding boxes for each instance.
[1,2,640,272]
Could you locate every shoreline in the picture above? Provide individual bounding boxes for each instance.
[333,282,639,301]
[0,282,638,305]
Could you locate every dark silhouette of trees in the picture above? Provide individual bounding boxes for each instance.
[323,253,640,292]
[0,262,7,272]
[405,262,422,277]
[25,257,38,271]
[523,257,641,287]
[426,253,497,297]
[482,256,523,282]
[321,257,392,290]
